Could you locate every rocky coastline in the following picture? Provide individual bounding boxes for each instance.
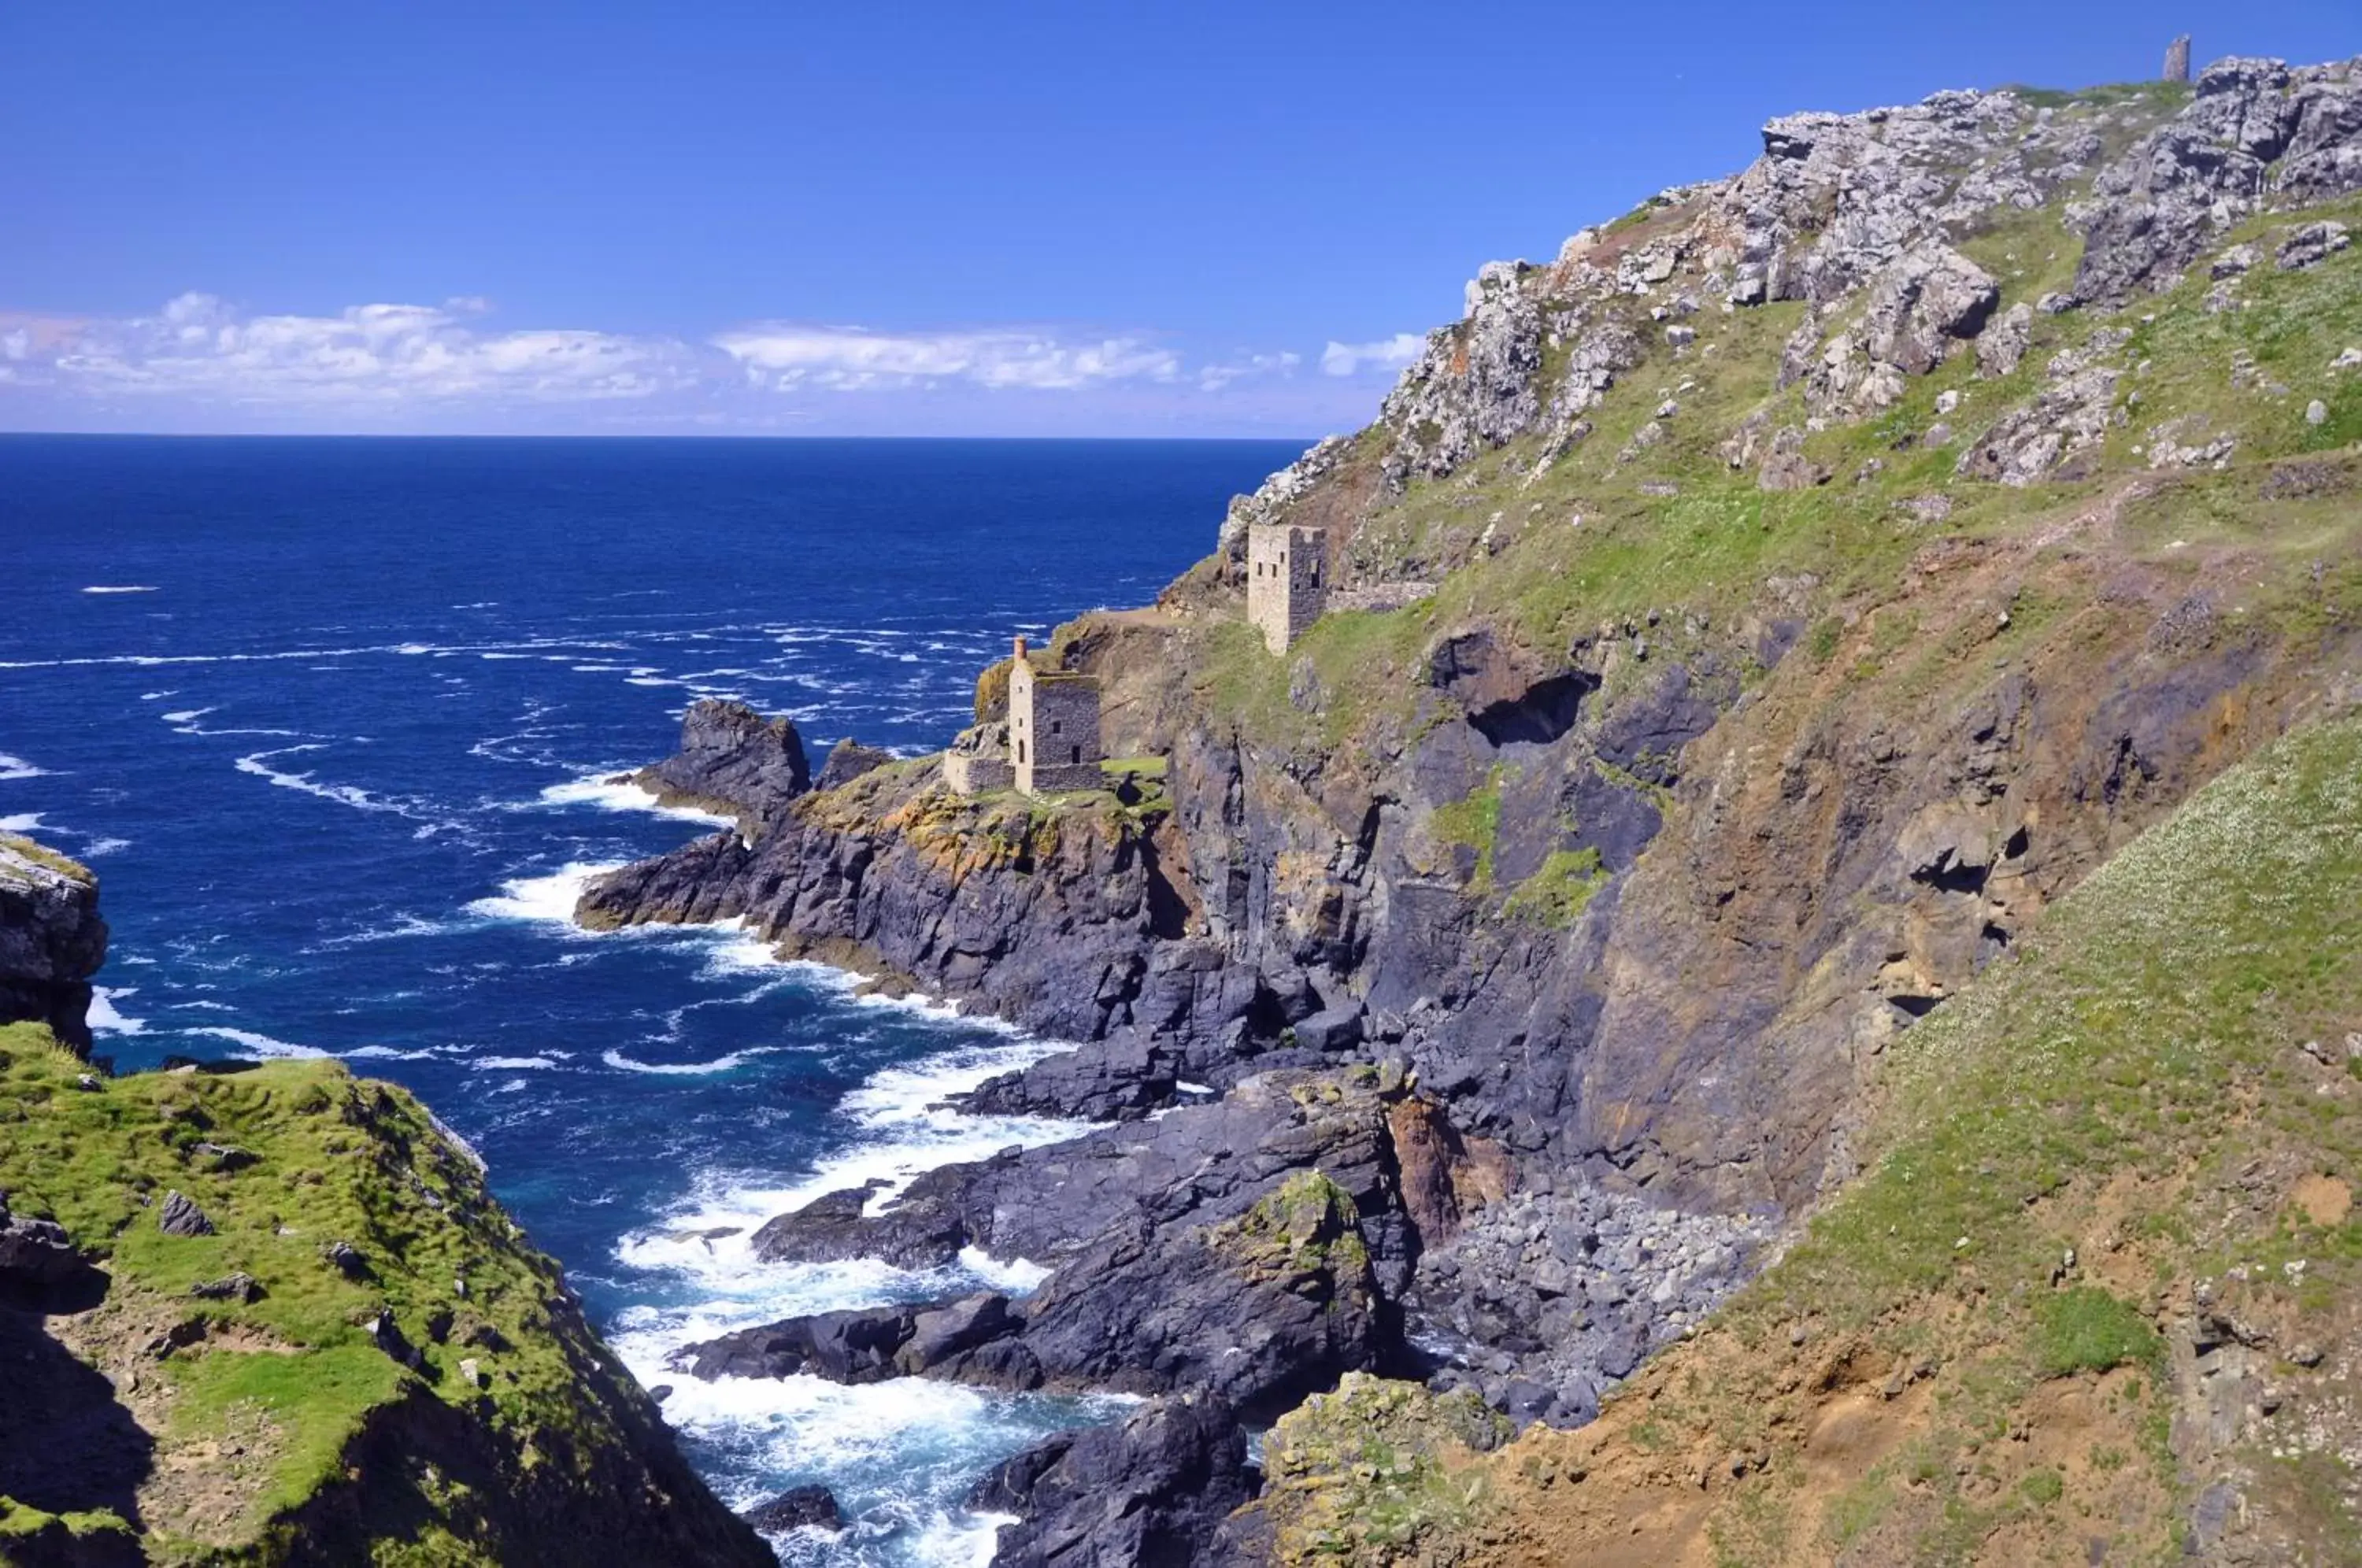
[576,50,2362,1564]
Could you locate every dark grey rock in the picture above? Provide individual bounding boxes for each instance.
[743,1484,844,1533]
[969,1396,1253,1568]
[0,834,108,1054]
[0,1196,81,1287]
[189,1272,265,1304]
[157,1190,213,1237]
[813,738,895,793]
[631,698,809,822]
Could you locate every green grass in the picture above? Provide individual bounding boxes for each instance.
[2032,1287,2165,1379]
[0,832,93,882]
[0,1024,684,1561]
[1429,770,1505,891]
[1500,847,1608,927]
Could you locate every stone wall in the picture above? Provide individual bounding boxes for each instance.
[1246,523,1328,653]
[943,751,1014,794]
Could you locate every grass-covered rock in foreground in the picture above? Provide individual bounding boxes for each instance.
[1242,711,2362,1565]
[0,1023,771,1567]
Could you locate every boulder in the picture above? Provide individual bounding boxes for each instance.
[2278,220,2352,272]
[157,1191,214,1237]
[1860,242,2001,375]
[742,1485,844,1534]
[0,1194,81,1287]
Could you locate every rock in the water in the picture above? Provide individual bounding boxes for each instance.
[744,1485,845,1533]
[631,698,809,822]
[813,738,895,793]
[748,1181,968,1270]
[157,1190,214,1237]
[970,1396,1254,1568]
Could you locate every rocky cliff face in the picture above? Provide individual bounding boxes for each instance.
[583,52,2362,1566]
[0,837,106,1056]
[0,835,772,1568]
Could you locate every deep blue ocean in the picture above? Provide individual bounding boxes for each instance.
[0,435,1301,1565]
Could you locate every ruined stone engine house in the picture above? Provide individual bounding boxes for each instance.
[1246,521,1328,654]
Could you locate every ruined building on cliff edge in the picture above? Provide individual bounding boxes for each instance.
[1009,636,1103,795]
[2163,35,2191,83]
[1246,521,1327,654]
[944,637,1102,798]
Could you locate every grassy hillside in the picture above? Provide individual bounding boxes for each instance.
[0,1025,767,1567]
[1249,708,2362,1564]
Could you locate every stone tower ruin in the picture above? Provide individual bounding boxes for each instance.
[2163,35,2191,83]
[1007,636,1103,796]
[1246,522,1328,654]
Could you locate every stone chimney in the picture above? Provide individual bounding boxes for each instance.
[1013,634,1028,662]
[2163,35,2191,83]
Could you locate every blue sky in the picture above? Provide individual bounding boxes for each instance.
[3,2,2353,437]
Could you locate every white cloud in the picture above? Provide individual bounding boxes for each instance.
[713,324,1182,393]
[1198,350,1301,392]
[20,292,698,407]
[1320,332,1426,377]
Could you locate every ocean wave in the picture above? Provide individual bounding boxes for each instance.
[599,1046,780,1076]
[313,913,456,949]
[473,1054,565,1071]
[465,862,628,925]
[535,774,735,827]
[89,988,147,1036]
[233,745,437,823]
[184,1025,328,1059]
[0,813,44,834]
[81,585,159,594]
[0,753,52,781]
[77,838,131,858]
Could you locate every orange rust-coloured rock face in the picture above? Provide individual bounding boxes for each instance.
[1385,1097,1514,1248]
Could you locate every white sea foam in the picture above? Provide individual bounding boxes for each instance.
[0,813,43,834]
[465,862,627,925]
[600,1046,779,1076]
[78,838,131,858]
[89,988,147,1035]
[81,585,158,594]
[234,746,399,815]
[536,774,735,827]
[185,1026,328,1059]
[473,1055,563,1071]
[0,753,52,781]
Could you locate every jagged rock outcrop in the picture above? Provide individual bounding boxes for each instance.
[812,737,894,792]
[968,1396,1255,1568]
[2071,55,2362,301]
[629,698,809,823]
[694,1071,1415,1420]
[0,837,106,1055]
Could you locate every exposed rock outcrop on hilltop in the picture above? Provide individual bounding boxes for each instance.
[0,835,106,1055]
[591,51,2362,1566]
[0,834,773,1568]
